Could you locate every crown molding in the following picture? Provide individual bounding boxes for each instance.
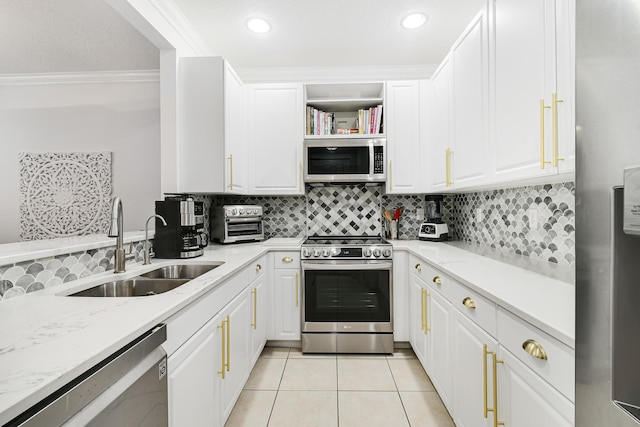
[147,0,213,56]
[235,64,439,84]
[0,70,160,86]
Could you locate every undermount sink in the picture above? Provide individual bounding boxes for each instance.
[69,278,190,297]
[138,262,224,279]
[68,262,224,297]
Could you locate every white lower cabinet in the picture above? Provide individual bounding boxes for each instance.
[498,346,574,427]
[249,272,268,364]
[167,314,221,427]
[409,276,428,364]
[272,252,301,341]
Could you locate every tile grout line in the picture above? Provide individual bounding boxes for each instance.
[264,347,290,427]
[336,355,340,427]
[386,354,414,427]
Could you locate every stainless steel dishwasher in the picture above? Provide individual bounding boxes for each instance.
[6,324,168,427]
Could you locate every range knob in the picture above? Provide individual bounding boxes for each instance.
[231,208,237,216]
[322,249,330,257]
[313,249,321,257]
[239,208,245,214]
[382,248,392,258]
[373,248,382,258]
[302,248,311,258]
[363,248,372,257]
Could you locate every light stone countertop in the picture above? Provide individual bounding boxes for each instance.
[0,236,574,424]
[390,239,575,348]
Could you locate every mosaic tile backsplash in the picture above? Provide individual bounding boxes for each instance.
[0,240,146,301]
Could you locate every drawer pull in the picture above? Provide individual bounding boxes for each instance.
[282,257,294,263]
[415,264,422,271]
[462,297,476,309]
[522,339,548,360]
[256,264,262,271]
[433,276,442,284]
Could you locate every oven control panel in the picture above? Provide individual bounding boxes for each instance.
[301,246,392,259]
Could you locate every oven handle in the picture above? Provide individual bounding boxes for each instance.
[301,260,392,271]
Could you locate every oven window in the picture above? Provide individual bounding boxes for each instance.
[227,222,262,237]
[304,269,390,322]
[307,146,370,175]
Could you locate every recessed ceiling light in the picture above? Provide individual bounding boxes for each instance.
[247,18,271,33]
[401,13,427,30]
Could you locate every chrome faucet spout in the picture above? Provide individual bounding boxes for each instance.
[108,197,133,273]
[144,215,167,265]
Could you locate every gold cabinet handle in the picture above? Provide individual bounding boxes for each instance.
[421,289,426,332]
[295,272,299,307]
[282,256,293,263]
[225,315,231,372]
[251,288,257,330]
[299,161,303,192]
[539,99,551,169]
[217,319,226,379]
[433,276,442,284]
[424,290,430,333]
[483,344,504,427]
[256,264,262,271]
[552,92,565,167]
[415,263,422,271]
[389,160,393,190]
[462,297,476,309]
[522,339,548,360]
[445,148,454,187]
[227,154,233,190]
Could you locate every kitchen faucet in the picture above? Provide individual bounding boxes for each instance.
[144,214,167,265]
[108,197,135,273]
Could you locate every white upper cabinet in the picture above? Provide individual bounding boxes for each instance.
[491,0,575,182]
[428,55,453,193]
[451,6,489,188]
[386,80,424,194]
[178,57,247,194]
[248,83,304,195]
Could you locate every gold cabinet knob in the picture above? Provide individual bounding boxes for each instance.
[433,276,442,284]
[256,264,262,270]
[522,339,548,360]
[462,297,476,309]
[282,257,293,263]
[415,264,422,271]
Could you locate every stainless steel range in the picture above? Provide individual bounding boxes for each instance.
[301,236,393,354]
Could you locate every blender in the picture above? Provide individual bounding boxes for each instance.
[419,195,449,241]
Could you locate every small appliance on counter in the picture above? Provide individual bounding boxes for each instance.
[211,205,264,244]
[154,194,208,258]
[419,195,449,241]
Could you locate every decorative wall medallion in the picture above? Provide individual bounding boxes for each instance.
[19,152,112,240]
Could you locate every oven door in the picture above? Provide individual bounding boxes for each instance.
[301,260,393,333]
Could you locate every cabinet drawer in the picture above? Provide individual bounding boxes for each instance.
[409,256,455,301]
[448,278,497,337]
[274,251,300,269]
[248,255,267,281]
[498,308,574,402]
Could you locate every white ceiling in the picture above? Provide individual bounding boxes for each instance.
[0,0,486,75]
[172,0,487,69]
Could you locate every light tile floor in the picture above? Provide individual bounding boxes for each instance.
[225,347,455,427]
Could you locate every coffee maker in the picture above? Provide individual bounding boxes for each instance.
[154,194,208,258]
[418,195,449,241]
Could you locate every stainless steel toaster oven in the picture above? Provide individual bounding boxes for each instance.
[210,205,264,244]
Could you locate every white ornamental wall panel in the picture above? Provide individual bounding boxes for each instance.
[19,152,112,240]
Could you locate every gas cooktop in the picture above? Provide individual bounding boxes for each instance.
[301,235,392,260]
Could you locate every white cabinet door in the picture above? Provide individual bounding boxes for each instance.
[168,314,222,427]
[224,62,248,194]
[392,251,409,342]
[429,55,453,192]
[451,6,489,188]
[409,277,428,365]
[273,268,301,340]
[248,83,304,194]
[426,286,453,412]
[498,346,574,427]
[451,309,497,427]
[249,274,268,364]
[220,289,251,421]
[492,0,574,182]
[385,80,424,194]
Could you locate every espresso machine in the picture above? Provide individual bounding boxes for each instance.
[419,195,449,241]
[154,194,208,258]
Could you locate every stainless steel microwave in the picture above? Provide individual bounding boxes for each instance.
[303,138,386,183]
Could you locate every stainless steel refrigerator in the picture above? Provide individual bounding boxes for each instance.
[576,0,640,425]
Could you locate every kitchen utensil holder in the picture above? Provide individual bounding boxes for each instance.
[390,221,398,239]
